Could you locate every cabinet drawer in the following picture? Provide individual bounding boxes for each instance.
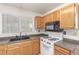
[55,50,70,55]
[54,45,70,54]
[55,50,65,55]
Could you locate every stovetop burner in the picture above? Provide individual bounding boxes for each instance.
[42,36,51,39]
[48,38,59,41]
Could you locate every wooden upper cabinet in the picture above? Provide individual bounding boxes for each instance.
[44,15,50,23]
[48,13,53,22]
[53,11,57,21]
[52,10,60,21]
[43,16,46,23]
[35,3,76,29]
[57,10,60,20]
[44,10,60,23]
[60,4,75,29]
[35,16,44,29]
[44,13,54,23]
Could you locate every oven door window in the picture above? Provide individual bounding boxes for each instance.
[42,43,53,55]
[42,43,50,51]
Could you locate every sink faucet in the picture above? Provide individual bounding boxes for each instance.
[20,32,22,37]
[15,32,22,38]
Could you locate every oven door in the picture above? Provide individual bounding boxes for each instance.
[40,41,53,55]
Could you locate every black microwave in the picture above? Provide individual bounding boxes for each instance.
[45,21,63,32]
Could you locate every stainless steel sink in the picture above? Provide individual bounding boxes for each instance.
[10,35,30,42]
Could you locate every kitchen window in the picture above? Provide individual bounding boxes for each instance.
[1,14,34,34]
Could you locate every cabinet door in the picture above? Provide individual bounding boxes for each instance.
[32,37,40,55]
[35,16,41,29]
[54,45,71,55]
[7,43,21,55]
[51,10,60,22]
[20,40,32,55]
[60,4,75,29]
[57,10,60,20]
[45,15,50,23]
[43,16,46,23]
[48,13,53,22]
[39,17,45,29]
[0,45,7,55]
[35,16,44,29]
[53,11,58,21]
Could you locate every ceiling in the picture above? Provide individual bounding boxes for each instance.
[2,3,63,14]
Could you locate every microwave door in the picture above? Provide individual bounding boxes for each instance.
[46,25,54,31]
[51,25,54,30]
[45,21,60,31]
[55,24,59,31]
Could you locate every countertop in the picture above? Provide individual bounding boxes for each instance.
[0,33,48,45]
[0,31,62,45]
[55,39,79,52]
[7,39,32,45]
[0,39,35,46]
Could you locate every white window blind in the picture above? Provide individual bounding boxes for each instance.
[2,14,34,34]
[2,14,19,33]
[20,17,34,33]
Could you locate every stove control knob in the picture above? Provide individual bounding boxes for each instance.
[47,42,51,45]
[44,40,46,42]
[41,39,43,41]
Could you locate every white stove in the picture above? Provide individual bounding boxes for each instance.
[40,36,60,45]
[40,33,63,55]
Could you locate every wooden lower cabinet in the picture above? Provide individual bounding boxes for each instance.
[0,45,7,55]
[0,37,40,55]
[20,40,32,55]
[7,43,21,55]
[6,40,33,55]
[54,45,71,55]
[32,37,40,55]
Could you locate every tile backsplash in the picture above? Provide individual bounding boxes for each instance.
[64,29,79,35]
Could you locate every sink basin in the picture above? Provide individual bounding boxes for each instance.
[21,35,30,39]
[10,35,30,42]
